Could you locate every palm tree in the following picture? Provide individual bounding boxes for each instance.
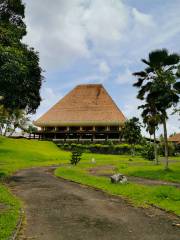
[139,102,161,164]
[133,49,180,169]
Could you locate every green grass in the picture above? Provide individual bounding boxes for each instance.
[0,184,21,240]
[118,164,180,183]
[55,165,180,215]
[0,136,180,239]
[77,153,180,183]
[0,136,69,240]
[0,136,69,178]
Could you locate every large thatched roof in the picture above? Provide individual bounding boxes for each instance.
[34,84,126,127]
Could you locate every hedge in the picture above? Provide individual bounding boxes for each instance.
[57,143,143,155]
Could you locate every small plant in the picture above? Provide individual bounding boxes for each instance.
[70,147,82,165]
[141,143,155,161]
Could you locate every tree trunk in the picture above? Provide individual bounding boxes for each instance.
[3,124,8,136]
[163,118,169,169]
[153,131,158,165]
[9,127,16,137]
[131,144,135,156]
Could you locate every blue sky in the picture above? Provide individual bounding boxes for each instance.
[23,0,180,136]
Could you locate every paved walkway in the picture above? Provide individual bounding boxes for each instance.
[8,167,180,240]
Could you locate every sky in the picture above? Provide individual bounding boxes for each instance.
[23,0,180,136]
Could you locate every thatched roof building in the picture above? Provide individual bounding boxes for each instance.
[34,84,126,141]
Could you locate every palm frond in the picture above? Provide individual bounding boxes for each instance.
[173,82,180,93]
[141,59,150,65]
[145,67,154,73]
[132,71,147,77]
[133,78,144,88]
[164,54,180,66]
[149,49,168,68]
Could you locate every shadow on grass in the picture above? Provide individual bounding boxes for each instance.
[0,149,14,155]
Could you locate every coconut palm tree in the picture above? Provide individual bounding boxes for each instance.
[133,49,180,169]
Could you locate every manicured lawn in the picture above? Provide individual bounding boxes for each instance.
[55,165,180,215]
[0,136,180,239]
[0,184,21,240]
[0,136,69,179]
[0,136,69,240]
[118,164,180,183]
[79,153,180,183]
[55,150,180,215]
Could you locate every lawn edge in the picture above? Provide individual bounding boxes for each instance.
[54,170,180,218]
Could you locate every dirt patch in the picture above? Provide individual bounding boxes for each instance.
[0,203,9,212]
[88,165,115,174]
[8,167,180,240]
[89,166,180,188]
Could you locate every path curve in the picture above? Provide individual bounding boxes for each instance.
[8,167,180,240]
[88,166,180,188]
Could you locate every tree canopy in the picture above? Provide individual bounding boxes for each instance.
[133,49,180,169]
[123,117,142,146]
[0,0,42,113]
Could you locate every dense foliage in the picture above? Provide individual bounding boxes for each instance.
[0,0,42,113]
[58,142,143,155]
[122,117,142,155]
[0,105,29,136]
[141,143,155,161]
[133,49,180,169]
[159,142,175,157]
[123,117,142,145]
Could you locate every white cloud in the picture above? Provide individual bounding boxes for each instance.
[132,8,155,27]
[32,87,62,120]
[98,61,111,76]
[23,0,180,72]
[83,0,128,51]
[121,94,180,137]
[24,0,155,70]
[115,68,134,85]
[23,0,180,136]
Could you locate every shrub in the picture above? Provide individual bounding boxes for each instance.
[57,142,144,155]
[159,142,175,156]
[70,147,83,165]
[141,143,155,161]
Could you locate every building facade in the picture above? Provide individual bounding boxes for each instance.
[34,84,126,141]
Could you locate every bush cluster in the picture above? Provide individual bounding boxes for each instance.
[159,142,176,156]
[57,143,143,155]
[141,143,155,161]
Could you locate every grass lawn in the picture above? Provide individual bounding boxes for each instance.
[81,153,180,183]
[0,136,69,240]
[0,136,180,239]
[0,136,69,178]
[55,164,180,215]
[55,152,180,215]
[0,184,21,240]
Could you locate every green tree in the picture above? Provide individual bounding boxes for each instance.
[0,105,29,136]
[0,0,42,113]
[70,147,83,165]
[26,125,38,134]
[138,102,162,164]
[133,49,180,169]
[123,117,142,155]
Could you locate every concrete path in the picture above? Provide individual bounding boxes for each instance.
[8,167,180,240]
